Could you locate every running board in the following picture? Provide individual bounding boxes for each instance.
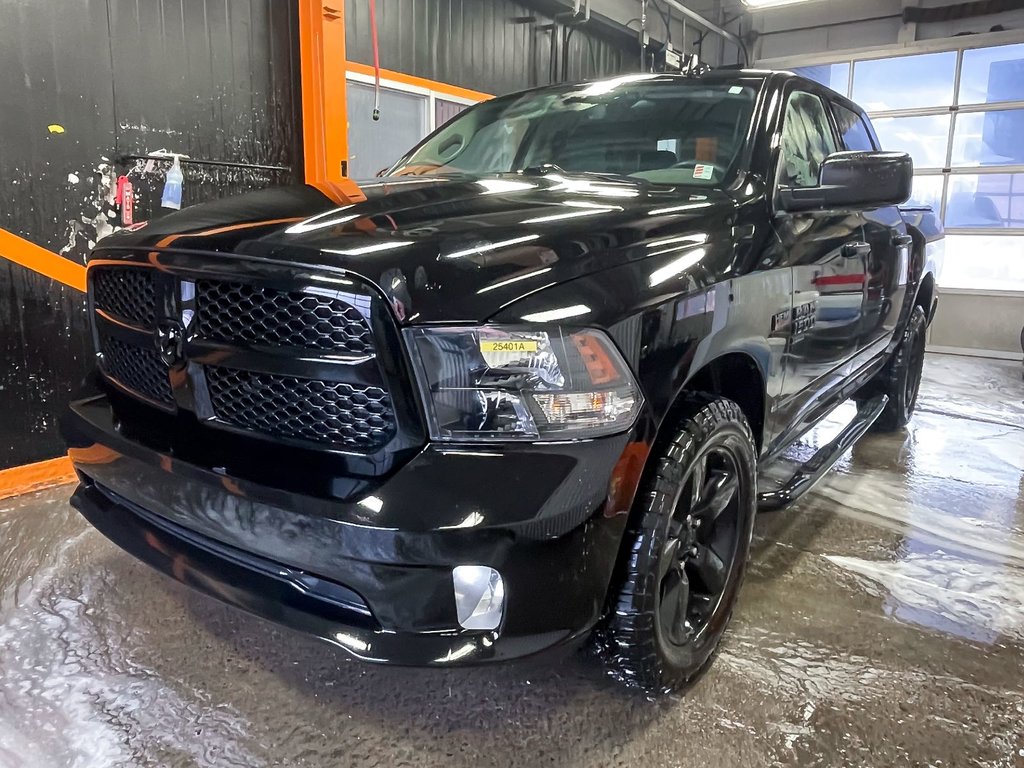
[757,394,888,511]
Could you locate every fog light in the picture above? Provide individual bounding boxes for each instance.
[452,566,505,630]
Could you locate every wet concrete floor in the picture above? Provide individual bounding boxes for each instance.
[1,353,1022,767]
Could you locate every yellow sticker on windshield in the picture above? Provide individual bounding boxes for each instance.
[480,339,538,353]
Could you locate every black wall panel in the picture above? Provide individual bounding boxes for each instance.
[344,0,636,95]
[0,0,301,470]
[0,0,117,254]
[107,0,302,215]
[0,266,93,470]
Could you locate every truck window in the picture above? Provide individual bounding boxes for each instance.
[778,91,837,188]
[388,78,758,187]
[832,103,877,151]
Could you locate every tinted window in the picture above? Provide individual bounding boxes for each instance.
[832,103,875,151]
[778,91,838,188]
[389,78,758,186]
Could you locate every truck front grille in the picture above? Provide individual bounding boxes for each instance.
[88,260,405,456]
[92,267,157,329]
[99,333,174,408]
[195,280,375,354]
[206,366,395,450]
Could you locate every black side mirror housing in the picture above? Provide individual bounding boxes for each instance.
[778,151,913,213]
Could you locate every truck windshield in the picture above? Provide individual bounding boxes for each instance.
[387,76,757,186]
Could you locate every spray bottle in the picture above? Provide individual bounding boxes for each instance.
[161,155,184,209]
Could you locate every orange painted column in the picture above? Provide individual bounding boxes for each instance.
[298,0,354,186]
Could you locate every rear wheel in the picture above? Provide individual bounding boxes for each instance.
[860,305,927,432]
[603,395,756,694]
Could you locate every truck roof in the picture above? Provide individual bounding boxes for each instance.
[492,68,858,111]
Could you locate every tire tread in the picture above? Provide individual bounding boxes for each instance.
[602,394,755,694]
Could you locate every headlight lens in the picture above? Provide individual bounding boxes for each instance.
[405,325,642,441]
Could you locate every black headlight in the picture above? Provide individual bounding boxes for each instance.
[404,325,643,441]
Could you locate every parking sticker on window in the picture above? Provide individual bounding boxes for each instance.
[693,164,714,180]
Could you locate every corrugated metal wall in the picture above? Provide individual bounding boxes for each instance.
[344,0,636,95]
[0,0,301,469]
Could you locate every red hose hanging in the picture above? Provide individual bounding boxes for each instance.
[369,0,381,120]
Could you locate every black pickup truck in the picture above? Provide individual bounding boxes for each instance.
[62,69,942,693]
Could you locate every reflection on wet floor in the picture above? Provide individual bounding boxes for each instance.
[1,353,1022,767]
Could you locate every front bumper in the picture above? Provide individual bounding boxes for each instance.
[63,393,644,665]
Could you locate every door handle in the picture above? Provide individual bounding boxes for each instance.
[892,233,914,248]
[842,241,871,258]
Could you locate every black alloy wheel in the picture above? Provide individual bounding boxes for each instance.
[656,445,741,651]
[869,304,928,432]
[604,395,756,694]
[904,311,926,413]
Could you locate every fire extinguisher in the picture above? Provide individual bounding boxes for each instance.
[116,175,134,226]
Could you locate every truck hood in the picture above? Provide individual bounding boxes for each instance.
[98,174,735,323]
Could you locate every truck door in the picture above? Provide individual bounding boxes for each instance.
[772,89,866,413]
[829,101,911,349]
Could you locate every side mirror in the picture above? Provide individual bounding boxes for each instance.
[778,151,912,213]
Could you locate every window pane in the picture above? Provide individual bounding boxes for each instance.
[779,92,838,188]
[832,103,874,150]
[907,174,944,212]
[941,234,1024,290]
[435,98,469,128]
[852,52,957,111]
[872,114,951,169]
[792,64,849,94]
[959,43,1024,105]
[347,82,428,179]
[951,109,1024,167]
[392,82,758,186]
[945,173,1024,229]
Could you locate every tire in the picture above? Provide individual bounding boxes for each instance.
[863,305,927,432]
[602,395,757,695]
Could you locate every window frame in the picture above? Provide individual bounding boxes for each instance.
[345,69,481,133]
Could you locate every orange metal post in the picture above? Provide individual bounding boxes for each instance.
[298,0,356,188]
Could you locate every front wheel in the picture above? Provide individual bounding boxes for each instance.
[602,395,756,694]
